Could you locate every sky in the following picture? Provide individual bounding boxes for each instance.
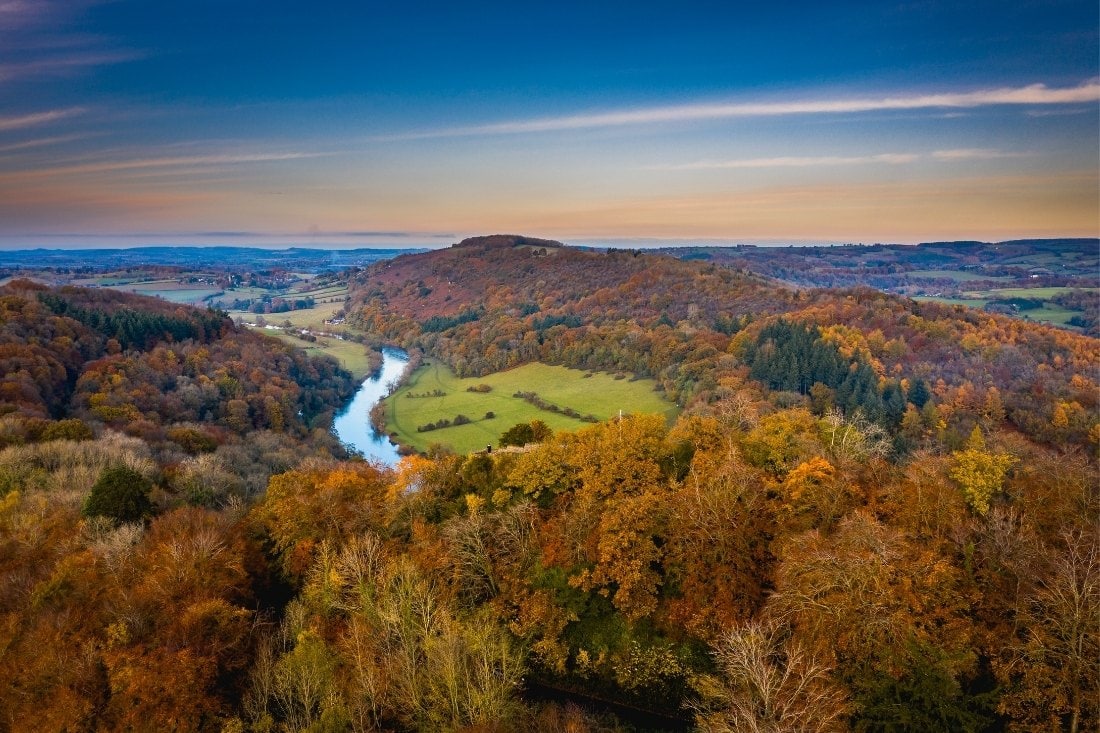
[0,0,1097,248]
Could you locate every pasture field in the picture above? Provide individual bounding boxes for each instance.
[384,361,678,455]
[256,329,376,379]
[915,295,1088,329]
[961,286,1090,299]
[219,286,270,301]
[229,300,345,330]
[914,296,989,309]
[127,287,222,304]
[82,273,225,305]
[294,285,348,300]
[1019,305,1080,326]
[109,280,222,304]
[907,269,1011,282]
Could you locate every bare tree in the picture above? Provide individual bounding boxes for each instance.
[999,527,1099,733]
[690,617,849,733]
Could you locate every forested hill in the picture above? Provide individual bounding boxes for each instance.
[348,235,1098,450]
[0,279,356,445]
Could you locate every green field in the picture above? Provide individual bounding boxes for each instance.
[92,276,223,305]
[128,287,222,304]
[914,295,1086,329]
[962,286,1091,299]
[915,296,990,309]
[1019,305,1080,326]
[907,269,1011,282]
[219,286,270,300]
[229,300,345,330]
[257,329,376,379]
[384,361,678,455]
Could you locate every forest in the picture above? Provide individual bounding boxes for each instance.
[0,235,1096,732]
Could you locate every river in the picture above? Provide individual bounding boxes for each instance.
[332,347,409,466]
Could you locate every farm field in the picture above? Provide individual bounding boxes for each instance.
[295,284,348,299]
[68,272,226,305]
[915,292,1092,329]
[915,296,990,309]
[384,360,678,455]
[962,286,1087,299]
[106,279,222,304]
[906,269,1012,282]
[123,286,222,304]
[229,300,344,330]
[1019,304,1080,326]
[253,328,377,379]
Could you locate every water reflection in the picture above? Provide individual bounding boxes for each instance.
[332,348,409,466]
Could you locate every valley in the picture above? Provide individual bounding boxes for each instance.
[0,236,1095,731]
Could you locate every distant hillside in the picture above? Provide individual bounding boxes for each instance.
[0,246,424,273]
[650,238,1099,291]
[451,233,565,250]
[348,235,1098,449]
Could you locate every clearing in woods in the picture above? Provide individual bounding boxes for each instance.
[385,361,678,454]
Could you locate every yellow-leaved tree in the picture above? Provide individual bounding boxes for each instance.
[949,427,1015,515]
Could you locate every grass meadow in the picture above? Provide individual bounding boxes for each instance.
[384,360,678,454]
[259,330,377,379]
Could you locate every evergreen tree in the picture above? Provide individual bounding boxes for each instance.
[82,465,153,523]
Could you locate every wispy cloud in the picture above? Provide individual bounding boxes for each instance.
[0,107,85,132]
[0,151,332,180]
[647,149,1036,171]
[1025,107,1091,118]
[0,51,141,83]
[932,148,1031,161]
[0,0,39,27]
[379,81,1100,141]
[0,0,105,33]
[647,153,919,171]
[0,134,86,154]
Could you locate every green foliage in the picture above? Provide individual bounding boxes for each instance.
[82,464,153,522]
[39,418,93,442]
[39,291,227,350]
[500,422,536,447]
[850,640,997,733]
[421,307,482,333]
[907,379,931,408]
[166,426,219,454]
[745,319,887,421]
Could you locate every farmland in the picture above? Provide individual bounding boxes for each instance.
[254,329,378,379]
[906,269,1013,282]
[916,286,1097,330]
[383,360,678,454]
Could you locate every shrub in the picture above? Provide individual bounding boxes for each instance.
[500,420,551,447]
[166,426,219,454]
[39,418,93,443]
[500,423,535,447]
[83,464,153,523]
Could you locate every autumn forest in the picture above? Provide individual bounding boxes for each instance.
[0,235,1096,732]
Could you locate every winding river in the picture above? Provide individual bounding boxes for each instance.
[332,347,409,466]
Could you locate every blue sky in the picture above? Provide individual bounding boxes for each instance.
[0,0,1096,247]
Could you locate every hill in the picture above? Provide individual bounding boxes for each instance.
[347,236,1098,451]
[650,239,1100,334]
[0,279,356,446]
